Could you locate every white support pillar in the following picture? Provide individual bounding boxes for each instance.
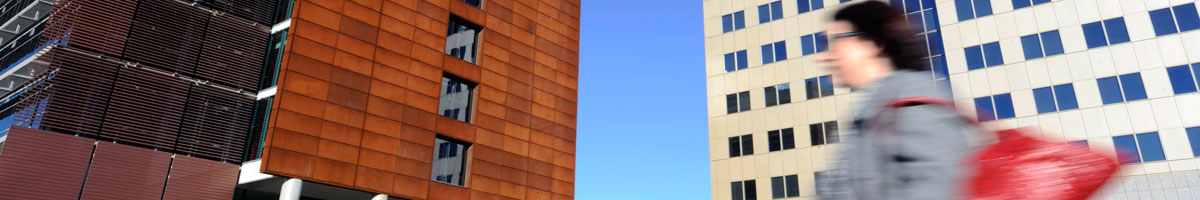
[279,178,303,200]
[371,194,389,200]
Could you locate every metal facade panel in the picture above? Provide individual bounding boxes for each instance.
[0,126,95,200]
[79,142,173,200]
[162,155,239,200]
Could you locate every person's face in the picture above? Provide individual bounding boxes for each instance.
[820,21,884,88]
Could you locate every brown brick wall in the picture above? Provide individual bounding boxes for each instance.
[259,0,579,199]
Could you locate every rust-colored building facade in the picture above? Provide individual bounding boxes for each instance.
[256,0,579,199]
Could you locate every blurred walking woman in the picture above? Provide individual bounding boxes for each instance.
[816,1,973,199]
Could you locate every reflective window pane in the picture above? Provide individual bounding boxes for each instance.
[446,17,481,63]
[431,137,470,186]
[439,75,475,122]
[781,128,795,150]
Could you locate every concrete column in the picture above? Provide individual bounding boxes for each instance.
[279,178,303,200]
[372,194,389,200]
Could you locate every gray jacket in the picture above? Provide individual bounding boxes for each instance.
[817,71,975,200]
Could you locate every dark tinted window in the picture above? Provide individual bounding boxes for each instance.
[778,83,792,104]
[1097,76,1124,104]
[810,123,824,146]
[744,180,757,200]
[768,130,781,152]
[819,75,834,96]
[785,175,799,197]
[739,91,751,111]
[731,182,744,200]
[459,0,481,7]
[729,137,742,157]
[982,42,1003,67]
[1104,18,1130,45]
[771,177,785,199]
[1054,84,1079,111]
[741,135,754,155]
[1082,21,1108,49]
[1020,34,1043,60]
[781,128,795,150]
[1120,73,1147,101]
[805,78,820,99]
[1167,65,1197,94]
[1149,7,1178,36]
[1041,30,1064,56]
[727,94,739,114]
[824,121,839,143]
[765,86,778,107]
[1176,4,1200,31]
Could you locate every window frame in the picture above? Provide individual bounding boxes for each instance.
[431,136,472,186]
[438,73,478,123]
[445,15,483,64]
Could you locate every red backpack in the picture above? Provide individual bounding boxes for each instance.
[883,97,1120,200]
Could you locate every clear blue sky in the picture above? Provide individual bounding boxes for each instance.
[576,0,710,199]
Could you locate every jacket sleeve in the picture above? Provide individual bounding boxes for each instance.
[886,104,972,199]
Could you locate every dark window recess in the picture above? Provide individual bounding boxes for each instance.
[727,94,740,114]
[439,74,476,122]
[811,121,838,145]
[767,128,796,152]
[771,175,801,198]
[764,83,791,107]
[431,136,471,186]
[459,0,482,7]
[741,134,755,155]
[806,75,834,99]
[446,16,482,63]
[739,91,751,112]
[727,91,752,114]
[730,134,754,157]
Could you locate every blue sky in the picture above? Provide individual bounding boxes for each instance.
[576,0,710,199]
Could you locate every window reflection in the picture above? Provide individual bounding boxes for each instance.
[431,137,470,186]
[438,75,474,122]
[446,17,481,63]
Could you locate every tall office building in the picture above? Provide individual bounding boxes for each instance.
[705,0,1200,199]
[0,0,578,199]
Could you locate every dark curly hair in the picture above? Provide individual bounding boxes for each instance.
[833,1,928,71]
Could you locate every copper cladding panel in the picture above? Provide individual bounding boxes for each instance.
[0,126,96,200]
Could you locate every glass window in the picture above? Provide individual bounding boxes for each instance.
[1149,8,1178,36]
[819,75,834,96]
[1020,34,1043,60]
[723,14,734,33]
[774,41,787,62]
[771,176,785,199]
[824,121,839,143]
[768,130,781,152]
[761,44,775,64]
[740,134,755,155]
[1195,64,1200,90]
[778,83,792,104]
[771,1,784,20]
[1137,132,1166,162]
[1082,22,1108,49]
[758,4,772,23]
[781,128,795,150]
[904,0,920,13]
[815,32,829,53]
[729,137,742,157]
[1033,86,1057,114]
[446,16,481,63]
[1097,76,1125,104]
[1012,0,1031,9]
[805,78,820,100]
[737,50,749,70]
[724,53,737,72]
[802,34,816,56]
[1113,135,1140,163]
[739,91,751,111]
[1041,30,1064,56]
[810,123,825,145]
[993,93,1015,119]
[765,86,778,107]
[812,0,825,10]
[432,137,470,186]
[744,180,757,200]
[439,75,475,122]
[1031,0,1049,4]
[982,42,1004,67]
[1186,127,1200,157]
[459,0,481,7]
[972,0,992,17]
[734,12,746,29]
[1120,73,1147,101]
[955,0,974,21]
[1069,140,1089,148]
[933,56,949,79]
[924,9,940,32]
[732,182,744,200]
[965,45,985,70]
[798,0,811,14]
[1175,3,1200,32]
[928,31,945,56]
[1104,18,1130,45]
[727,94,739,114]
[1167,65,1198,94]
[974,96,995,122]
[1054,84,1079,111]
[785,175,799,197]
